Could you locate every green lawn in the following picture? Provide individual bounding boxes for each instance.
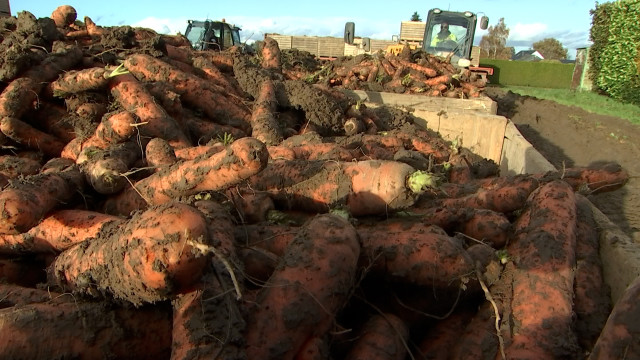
[493,85,640,125]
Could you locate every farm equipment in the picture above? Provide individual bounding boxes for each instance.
[344,8,494,79]
[420,8,493,77]
[184,19,242,51]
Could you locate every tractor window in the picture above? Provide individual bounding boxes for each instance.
[425,18,470,57]
[222,25,234,48]
[186,26,205,49]
[231,29,241,46]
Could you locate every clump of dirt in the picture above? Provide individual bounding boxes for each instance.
[281,48,323,73]
[0,11,62,81]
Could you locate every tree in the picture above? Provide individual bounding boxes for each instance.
[410,12,421,21]
[479,18,511,59]
[533,38,568,60]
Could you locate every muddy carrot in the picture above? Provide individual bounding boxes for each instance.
[109,72,192,149]
[244,214,360,360]
[49,202,212,305]
[104,137,268,216]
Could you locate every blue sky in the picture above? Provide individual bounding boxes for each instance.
[9,0,596,58]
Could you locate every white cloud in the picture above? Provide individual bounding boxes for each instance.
[510,22,548,42]
[132,17,188,35]
[131,15,399,44]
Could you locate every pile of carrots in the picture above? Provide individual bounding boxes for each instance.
[278,41,487,98]
[1,5,638,360]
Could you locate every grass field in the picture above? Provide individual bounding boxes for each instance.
[494,85,640,125]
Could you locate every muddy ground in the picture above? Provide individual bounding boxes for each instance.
[484,87,640,244]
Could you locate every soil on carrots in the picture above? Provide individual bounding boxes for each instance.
[484,87,640,245]
[0,12,60,82]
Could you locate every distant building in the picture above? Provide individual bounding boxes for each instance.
[512,50,544,61]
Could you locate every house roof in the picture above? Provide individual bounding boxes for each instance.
[512,50,545,61]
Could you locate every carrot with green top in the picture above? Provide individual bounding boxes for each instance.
[267,159,438,216]
[49,67,111,97]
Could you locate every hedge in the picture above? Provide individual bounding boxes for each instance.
[589,0,640,105]
[479,59,574,88]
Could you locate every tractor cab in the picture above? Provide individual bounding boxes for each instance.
[184,19,242,51]
[422,9,488,66]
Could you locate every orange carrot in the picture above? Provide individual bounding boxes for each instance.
[265,160,437,216]
[251,79,283,145]
[387,56,438,78]
[109,72,192,149]
[24,45,84,83]
[173,143,226,161]
[184,115,247,144]
[234,223,297,258]
[457,208,511,248]
[30,103,77,143]
[49,202,212,305]
[76,143,141,195]
[145,137,178,170]
[104,137,268,216]
[0,155,41,179]
[502,180,580,358]
[573,195,611,350]
[244,214,360,360]
[51,5,77,28]
[225,187,276,224]
[0,163,83,235]
[588,274,640,360]
[261,36,282,70]
[432,175,541,214]
[0,298,172,359]
[83,16,108,37]
[49,67,110,97]
[268,142,360,162]
[199,50,236,72]
[170,200,245,359]
[449,264,511,360]
[0,283,62,307]
[192,55,245,97]
[0,209,124,254]
[0,77,41,119]
[0,117,66,157]
[357,219,475,287]
[164,44,193,65]
[417,309,475,359]
[345,313,409,360]
[95,110,138,144]
[145,81,185,117]
[344,117,366,136]
[171,271,247,360]
[537,161,629,194]
[123,54,252,132]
